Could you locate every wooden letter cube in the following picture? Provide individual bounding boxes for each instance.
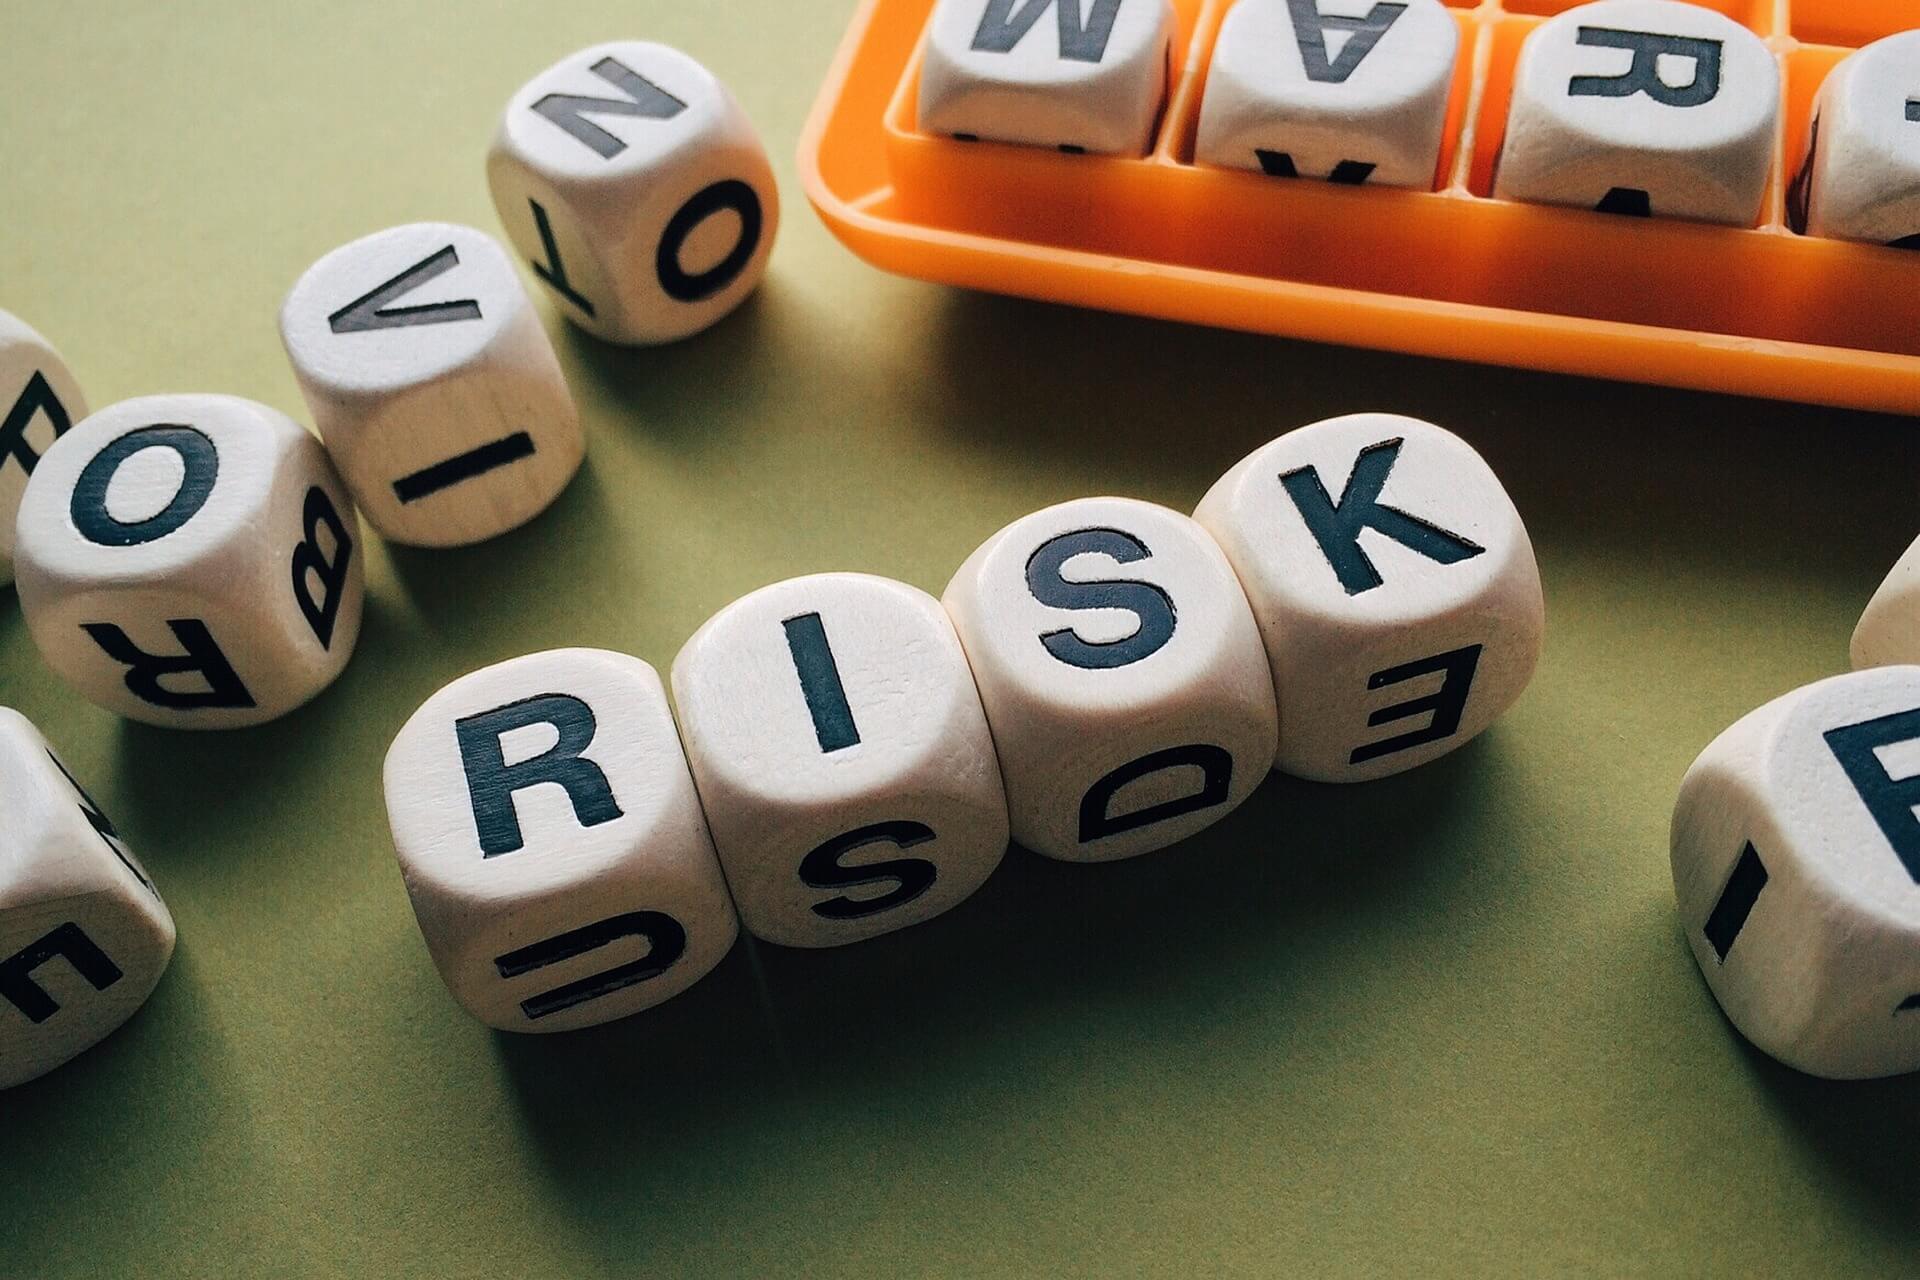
[487,42,779,346]
[280,222,584,548]
[672,573,1008,948]
[1493,0,1777,225]
[1197,0,1460,188]
[0,710,174,1089]
[1794,32,1920,249]
[385,649,738,1032]
[0,309,86,589]
[1672,666,1920,1079]
[919,0,1176,155]
[1195,414,1543,782]
[942,497,1277,862]
[1853,533,1920,670]
[13,395,365,729]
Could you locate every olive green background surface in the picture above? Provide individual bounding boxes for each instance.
[2,3,1917,1276]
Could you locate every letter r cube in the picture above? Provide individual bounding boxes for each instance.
[385,649,738,1032]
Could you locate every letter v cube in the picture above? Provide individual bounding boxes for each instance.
[385,649,738,1032]
[1195,414,1544,782]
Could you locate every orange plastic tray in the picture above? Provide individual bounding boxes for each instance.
[799,0,1920,415]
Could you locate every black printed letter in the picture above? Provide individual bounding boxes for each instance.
[455,694,623,857]
[1348,644,1481,765]
[1569,28,1722,109]
[1824,706,1920,883]
[800,821,940,920]
[1080,744,1234,842]
[532,56,688,159]
[1280,438,1484,595]
[81,620,255,711]
[290,486,354,650]
[1286,0,1408,84]
[71,425,218,548]
[0,371,74,479]
[0,923,122,1025]
[1027,527,1177,669]
[972,0,1123,62]
[495,911,687,1021]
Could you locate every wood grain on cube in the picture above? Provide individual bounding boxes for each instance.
[1195,414,1544,783]
[1493,0,1777,226]
[1795,32,1920,249]
[0,310,86,590]
[13,396,364,729]
[487,42,779,346]
[1197,0,1459,189]
[1672,667,1920,1080]
[385,649,737,1033]
[1853,534,1920,670]
[0,709,174,1089]
[918,0,1175,155]
[942,497,1277,863]
[280,222,583,548]
[672,573,1008,948]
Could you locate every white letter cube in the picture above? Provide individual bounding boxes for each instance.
[1195,414,1544,783]
[1853,533,1920,671]
[672,573,1009,949]
[1197,0,1460,189]
[14,395,365,729]
[488,42,779,346]
[280,222,584,549]
[942,496,1277,862]
[1672,666,1920,1079]
[0,710,174,1090]
[919,0,1176,155]
[1794,32,1920,249]
[1493,0,1778,225]
[385,648,738,1033]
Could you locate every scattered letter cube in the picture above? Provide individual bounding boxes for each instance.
[1793,32,1920,249]
[1195,414,1543,782]
[919,0,1176,154]
[0,309,86,589]
[1672,666,1920,1079]
[672,573,1009,948]
[1853,534,1920,670]
[0,710,174,1089]
[385,648,738,1032]
[280,222,584,548]
[14,395,365,729]
[488,42,780,346]
[943,497,1277,862]
[1197,0,1460,188]
[1493,0,1778,225]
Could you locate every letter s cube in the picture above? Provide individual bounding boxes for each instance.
[1,710,174,1089]
[1195,415,1543,783]
[385,649,738,1033]
[942,497,1277,862]
[13,395,365,729]
[1672,667,1920,1079]
[487,42,779,346]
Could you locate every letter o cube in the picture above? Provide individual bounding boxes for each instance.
[1672,666,1920,1079]
[1195,414,1544,783]
[0,309,86,589]
[1493,0,1778,225]
[487,41,779,346]
[672,573,1009,949]
[943,497,1278,862]
[280,222,584,549]
[0,709,175,1090]
[13,395,365,729]
[385,649,738,1033]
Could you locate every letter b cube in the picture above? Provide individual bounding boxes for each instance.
[385,649,738,1032]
